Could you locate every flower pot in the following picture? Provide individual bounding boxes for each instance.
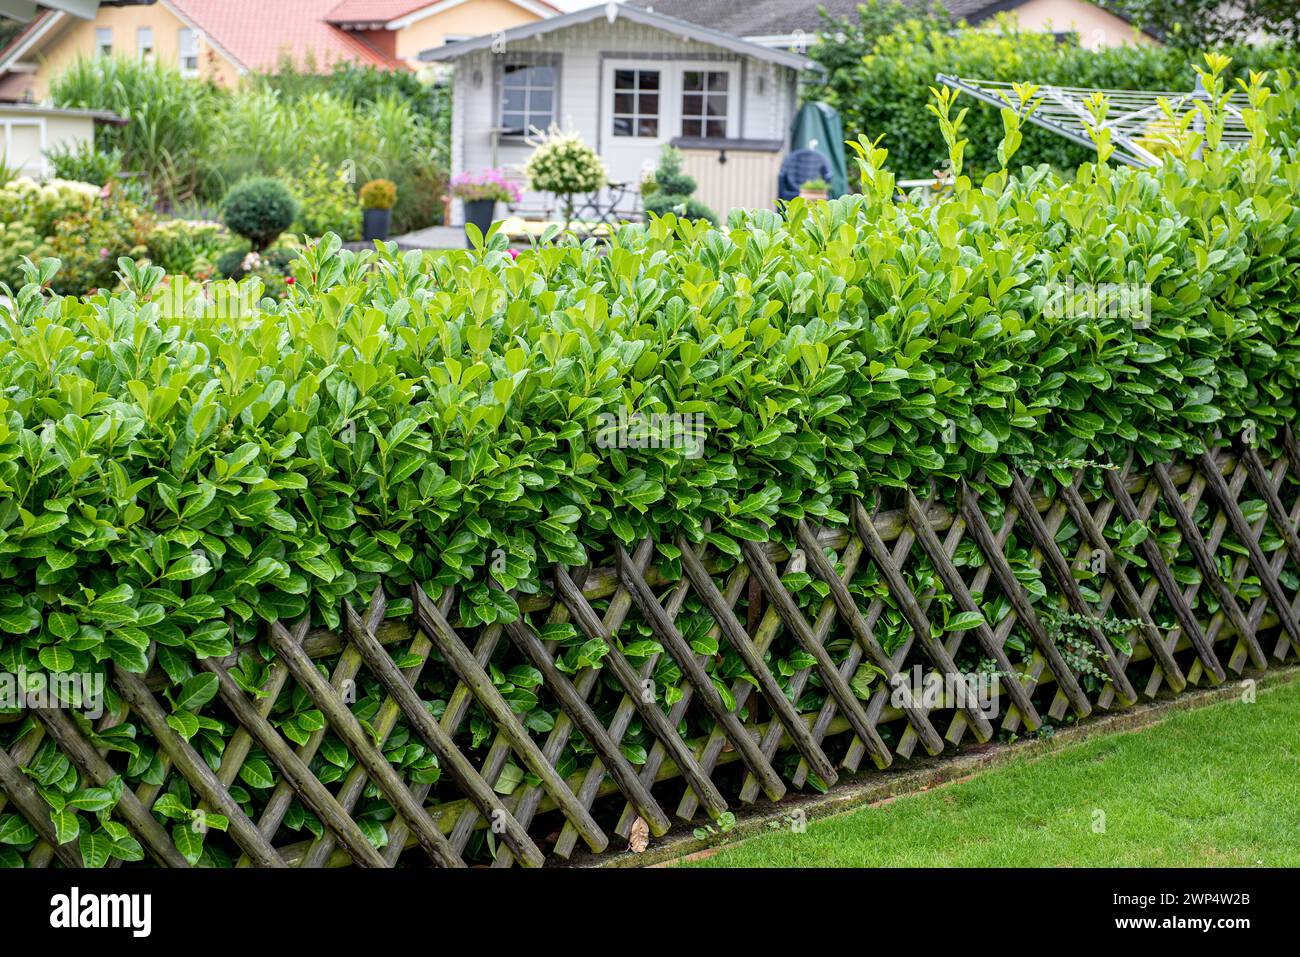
[362,207,391,242]
[463,198,497,246]
[799,189,829,202]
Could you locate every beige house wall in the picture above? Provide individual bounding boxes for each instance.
[983,0,1157,49]
[393,0,545,64]
[23,4,241,102]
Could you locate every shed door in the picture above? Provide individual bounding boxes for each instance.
[601,61,670,188]
[601,60,742,189]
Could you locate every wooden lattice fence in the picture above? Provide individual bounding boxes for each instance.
[2,429,1298,867]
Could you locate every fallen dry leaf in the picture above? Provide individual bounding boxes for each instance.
[628,816,650,853]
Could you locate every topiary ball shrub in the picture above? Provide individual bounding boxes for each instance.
[221,177,297,251]
[359,178,397,210]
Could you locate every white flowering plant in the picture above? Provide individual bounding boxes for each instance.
[524,127,607,228]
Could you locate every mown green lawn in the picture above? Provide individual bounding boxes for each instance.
[684,676,1300,867]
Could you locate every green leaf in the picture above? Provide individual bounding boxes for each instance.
[945,610,986,632]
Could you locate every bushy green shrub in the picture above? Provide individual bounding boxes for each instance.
[810,4,1300,178]
[287,158,361,241]
[49,57,450,232]
[0,177,101,238]
[144,218,229,277]
[42,196,153,295]
[359,178,397,210]
[0,66,1296,866]
[222,177,297,251]
[43,141,123,186]
[642,146,718,224]
[0,221,43,290]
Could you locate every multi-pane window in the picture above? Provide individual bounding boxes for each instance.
[137,27,154,62]
[612,69,660,138]
[95,28,112,57]
[500,62,555,136]
[179,29,200,76]
[681,70,729,138]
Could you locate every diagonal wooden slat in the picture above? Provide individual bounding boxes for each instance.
[904,490,1042,729]
[343,601,546,867]
[35,708,189,868]
[1197,448,1300,654]
[297,592,438,868]
[741,537,895,769]
[1150,461,1266,670]
[112,666,287,868]
[688,546,810,814]
[411,582,609,853]
[795,519,948,754]
[1057,477,1189,691]
[681,538,840,785]
[239,613,362,861]
[851,498,996,742]
[1009,473,1139,704]
[788,500,947,787]
[1241,443,1300,575]
[552,562,729,822]
[199,651,392,868]
[502,611,674,836]
[1102,466,1226,682]
[616,541,787,801]
[264,619,467,868]
[957,481,1092,718]
[0,745,84,867]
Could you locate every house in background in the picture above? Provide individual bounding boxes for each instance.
[0,0,559,103]
[326,0,560,65]
[627,0,1160,51]
[421,2,820,226]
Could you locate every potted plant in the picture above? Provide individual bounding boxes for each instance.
[450,168,522,246]
[799,178,831,201]
[524,128,606,232]
[359,179,397,241]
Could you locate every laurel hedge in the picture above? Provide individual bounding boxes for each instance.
[0,63,1296,865]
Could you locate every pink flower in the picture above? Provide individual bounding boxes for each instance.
[99,247,110,259]
[451,168,523,204]
[507,248,519,260]
[285,276,296,285]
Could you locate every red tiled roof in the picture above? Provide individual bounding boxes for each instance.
[326,1,439,22]
[326,0,561,25]
[168,0,402,72]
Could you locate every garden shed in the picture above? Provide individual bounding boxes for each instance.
[419,2,820,225]
[0,101,118,178]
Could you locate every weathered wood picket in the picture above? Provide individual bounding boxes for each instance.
[2,430,1297,867]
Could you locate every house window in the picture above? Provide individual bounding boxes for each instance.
[612,69,659,138]
[178,28,199,76]
[500,61,555,136]
[137,27,154,62]
[681,70,729,138]
[95,28,113,57]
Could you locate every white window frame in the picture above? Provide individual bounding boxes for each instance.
[178,28,199,77]
[601,60,740,149]
[679,67,738,140]
[609,65,663,140]
[95,27,112,58]
[137,26,154,62]
[496,54,558,138]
